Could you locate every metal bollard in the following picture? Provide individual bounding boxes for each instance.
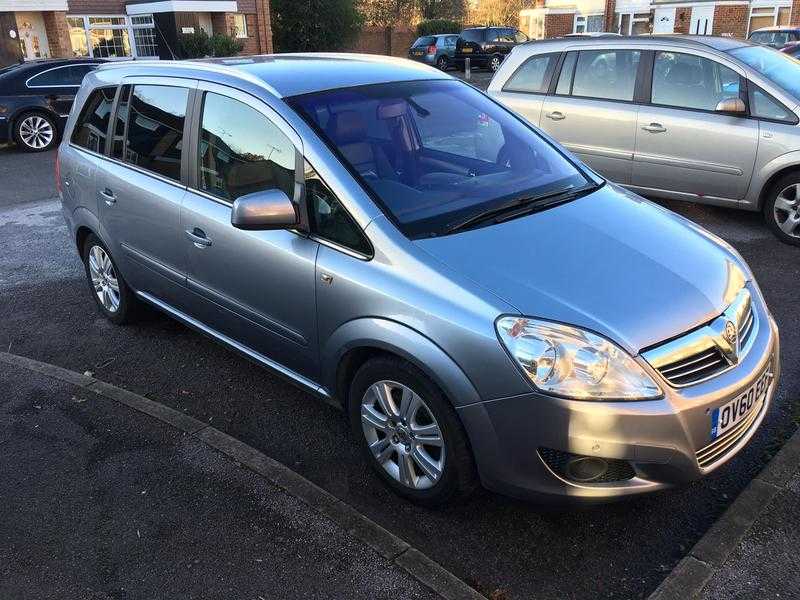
[465,57,471,80]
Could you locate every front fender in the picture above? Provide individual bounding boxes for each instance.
[321,317,482,408]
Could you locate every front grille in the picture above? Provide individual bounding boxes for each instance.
[696,399,765,468]
[657,347,728,386]
[739,304,755,348]
[538,447,636,484]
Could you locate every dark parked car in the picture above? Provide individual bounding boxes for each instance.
[748,26,800,49]
[780,42,800,57]
[407,34,460,70]
[0,58,105,152]
[454,26,528,72]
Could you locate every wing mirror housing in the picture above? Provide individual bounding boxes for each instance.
[715,97,746,115]
[231,189,298,231]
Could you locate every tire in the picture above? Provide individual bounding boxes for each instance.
[436,55,449,71]
[489,55,503,72]
[348,356,478,506]
[82,234,138,324]
[763,172,800,246]
[14,111,59,152]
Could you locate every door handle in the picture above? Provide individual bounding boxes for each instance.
[642,123,667,133]
[100,188,116,205]
[185,228,212,248]
[546,111,566,121]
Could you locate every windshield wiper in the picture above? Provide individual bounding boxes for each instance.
[444,183,601,235]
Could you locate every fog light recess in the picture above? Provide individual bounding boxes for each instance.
[538,447,636,484]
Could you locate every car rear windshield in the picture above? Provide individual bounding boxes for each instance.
[413,36,436,47]
[729,45,800,100]
[288,79,588,238]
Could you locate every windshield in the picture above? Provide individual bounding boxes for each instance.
[729,45,800,100]
[288,80,588,238]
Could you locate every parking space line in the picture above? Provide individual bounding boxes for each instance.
[0,351,486,600]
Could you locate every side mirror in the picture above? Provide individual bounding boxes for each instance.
[231,189,298,231]
[715,97,746,115]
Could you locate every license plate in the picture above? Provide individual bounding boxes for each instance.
[412,51,423,56]
[710,367,772,439]
[462,47,473,53]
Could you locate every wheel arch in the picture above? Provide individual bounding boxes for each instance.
[324,318,482,412]
[757,163,800,211]
[11,106,62,136]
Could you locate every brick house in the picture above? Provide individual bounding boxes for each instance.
[519,0,797,39]
[0,0,273,67]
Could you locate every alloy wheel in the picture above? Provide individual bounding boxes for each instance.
[437,56,448,70]
[490,56,501,71]
[18,115,54,150]
[88,245,121,313]
[774,183,800,239]
[360,380,445,490]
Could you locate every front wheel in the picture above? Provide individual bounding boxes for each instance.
[349,356,478,506]
[489,55,503,72]
[763,174,800,246]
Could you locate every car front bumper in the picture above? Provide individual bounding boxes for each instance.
[458,291,781,503]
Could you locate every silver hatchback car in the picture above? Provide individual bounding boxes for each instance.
[58,55,780,505]
[489,35,800,246]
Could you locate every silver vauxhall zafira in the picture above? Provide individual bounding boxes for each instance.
[58,54,780,505]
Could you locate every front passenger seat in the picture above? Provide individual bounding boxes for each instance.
[328,111,397,181]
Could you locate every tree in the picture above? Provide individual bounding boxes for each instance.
[418,0,467,21]
[468,0,527,26]
[271,0,363,53]
[360,0,417,54]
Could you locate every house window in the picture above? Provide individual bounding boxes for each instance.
[574,14,604,34]
[748,5,791,35]
[68,17,89,57]
[68,15,158,59]
[233,14,248,38]
[616,12,651,35]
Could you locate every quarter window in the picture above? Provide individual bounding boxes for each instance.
[651,52,740,112]
[198,92,296,202]
[305,161,371,255]
[123,85,188,182]
[749,84,797,123]
[572,50,640,101]
[71,87,116,153]
[503,54,557,94]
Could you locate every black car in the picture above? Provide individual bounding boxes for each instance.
[0,58,105,152]
[454,26,528,72]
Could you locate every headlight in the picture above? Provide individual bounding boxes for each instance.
[496,317,662,400]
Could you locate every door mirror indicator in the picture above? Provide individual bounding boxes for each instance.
[231,189,298,231]
[715,98,746,115]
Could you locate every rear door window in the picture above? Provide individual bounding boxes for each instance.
[571,49,641,101]
[122,85,188,182]
[71,86,117,153]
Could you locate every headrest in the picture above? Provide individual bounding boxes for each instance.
[329,111,367,145]
[667,62,701,86]
[377,99,408,120]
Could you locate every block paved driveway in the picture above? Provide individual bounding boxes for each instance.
[1,126,798,599]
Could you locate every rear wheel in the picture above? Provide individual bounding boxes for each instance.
[763,173,800,246]
[489,55,503,72]
[348,356,478,506]
[82,234,138,324]
[436,55,449,71]
[14,112,58,152]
